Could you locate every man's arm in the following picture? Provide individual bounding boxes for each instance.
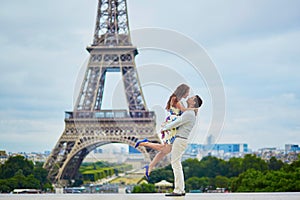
[162,111,194,131]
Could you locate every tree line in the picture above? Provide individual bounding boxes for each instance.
[2,154,299,193]
[143,154,300,192]
[0,155,52,193]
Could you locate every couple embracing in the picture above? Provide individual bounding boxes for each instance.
[135,84,203,196]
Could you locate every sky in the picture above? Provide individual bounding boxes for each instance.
[0,0,300,153]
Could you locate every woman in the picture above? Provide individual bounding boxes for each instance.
[135,83,196,180]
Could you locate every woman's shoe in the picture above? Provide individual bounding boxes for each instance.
[134,138,149,148]
[143,165,150,181]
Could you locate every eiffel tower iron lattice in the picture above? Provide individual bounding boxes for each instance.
[43,0,161,184]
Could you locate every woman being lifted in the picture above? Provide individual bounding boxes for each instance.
[135,83,197,180]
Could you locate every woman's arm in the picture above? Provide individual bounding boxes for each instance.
[176,101,187,112]
[176,101,198,113]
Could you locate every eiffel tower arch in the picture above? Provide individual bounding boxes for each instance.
[44,0,161,184]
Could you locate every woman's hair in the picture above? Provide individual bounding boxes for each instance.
[165,84,190,110]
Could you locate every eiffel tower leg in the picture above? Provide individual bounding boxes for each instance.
[44,115,162,184]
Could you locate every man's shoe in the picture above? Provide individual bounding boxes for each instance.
[165,192,183,197]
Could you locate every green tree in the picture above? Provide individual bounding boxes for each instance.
[289,155,300,171]
[132,184,142,193]
[231,169,264,192]
[186,176,209,191]
[0,157,52,192]
[218,159,229,176]
[0,179,10,193]
[242,154,268,172]
[201,156,225,177]
[0,156,34,179]
[43,182,53,192]
[214,175,230,188]
[13,169,26,188]
[268,157,284,171]
[290,168,300,191]
[33,167,49,188]
[227,157,243,177]
[24,174,40,189]
[149,168,173,184]
[6,178,18,191]
[132,183,156,193]
[182,158,202,178]
[127,155,300,193]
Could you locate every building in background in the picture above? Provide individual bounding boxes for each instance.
[183,143,249,161]
[285,144,300,153]
[0,150,8,164]
[1,143,299,165]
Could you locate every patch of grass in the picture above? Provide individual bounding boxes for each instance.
[110,177,143,185]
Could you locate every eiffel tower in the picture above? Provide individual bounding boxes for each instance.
[44,0,160,184]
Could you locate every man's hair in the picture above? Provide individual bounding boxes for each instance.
[194,95,203,108]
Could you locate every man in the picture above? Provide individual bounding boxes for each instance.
[162,95,203,197]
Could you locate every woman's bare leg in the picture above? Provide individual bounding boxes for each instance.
[148,144,172,174]
[139,142,166,151]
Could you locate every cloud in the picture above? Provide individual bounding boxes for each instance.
[129,0,300,45]
[209,29,300,100]
[219,87,300,149]
[0,118,64,152]
[0,0,300,152]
